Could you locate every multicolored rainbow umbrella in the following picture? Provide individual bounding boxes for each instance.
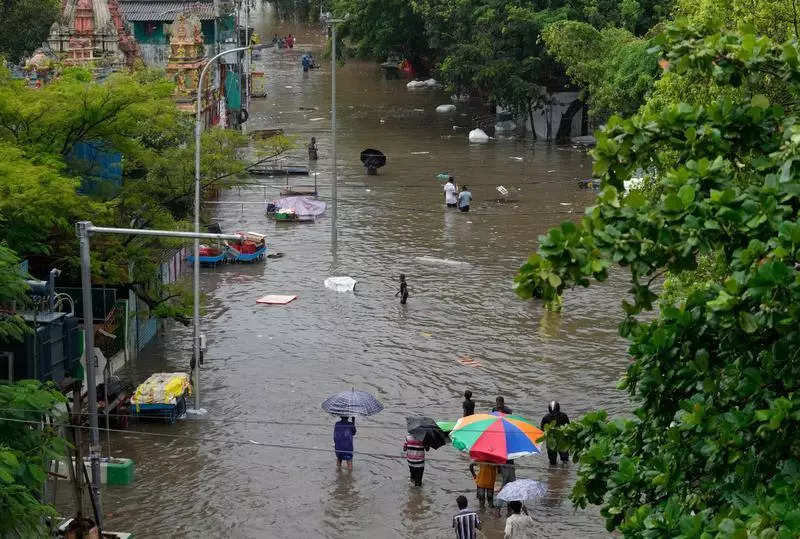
[450,412,544,463]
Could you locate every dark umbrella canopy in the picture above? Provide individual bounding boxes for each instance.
[406,416,448,450]
[360,148,386,169]
[322,389,384,417]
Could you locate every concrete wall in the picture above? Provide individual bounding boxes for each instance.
[499,90,585,140]
[529,91,584,140]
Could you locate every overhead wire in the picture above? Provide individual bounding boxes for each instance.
[0,415,553,471]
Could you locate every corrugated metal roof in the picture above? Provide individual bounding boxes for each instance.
[120,1,216,22]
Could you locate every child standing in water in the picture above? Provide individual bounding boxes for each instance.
[396,274,409,304]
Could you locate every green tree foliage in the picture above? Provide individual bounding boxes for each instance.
[334,0,431,62]
[542,22,658,120]
[0,245,29,342]
[515,23,800,536]
[645,0,800,115]
[562,0,672,34]
[0,0,60,63]
[0,380,67,536]
[430,0,568,134]
[0,65,289,323]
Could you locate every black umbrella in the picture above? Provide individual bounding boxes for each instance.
[360,148,386,174]
[406,416,449,450]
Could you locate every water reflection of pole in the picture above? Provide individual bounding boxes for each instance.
[326,17,344,244]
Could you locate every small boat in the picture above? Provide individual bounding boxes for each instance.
[226,232,267,262]
[267,196,326,223]
[248,164,309,176]
[187,245,227,266]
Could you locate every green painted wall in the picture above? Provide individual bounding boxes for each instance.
[201,20,215,44]
[133,21,166,44]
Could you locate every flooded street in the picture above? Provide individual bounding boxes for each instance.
[86,11,630,538]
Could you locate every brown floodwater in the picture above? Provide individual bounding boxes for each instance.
[60,7,630,538]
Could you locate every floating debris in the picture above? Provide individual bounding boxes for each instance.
[457,356,482,367]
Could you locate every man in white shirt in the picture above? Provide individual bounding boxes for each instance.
[444,176,458,208]
[504,501,534,538]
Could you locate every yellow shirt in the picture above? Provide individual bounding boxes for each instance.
[475,464,497,488]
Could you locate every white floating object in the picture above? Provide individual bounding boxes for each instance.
[309,117,324,122]
[496,185,510,197]
[424,78,440,87]
[468,128,490,143]
[324,276,357,292]
[436,104,456,113]
[452,125,461,130]
[285,85,293,89]
[406,80,425,89]
[411,151,430,155]
[379,118,386,124]
[547,170,556,173]
[256,295,297,305]
[509,156,523,161]
[559,202,572,206]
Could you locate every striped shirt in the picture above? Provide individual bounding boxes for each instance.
[403,435,425,467]
[453,508,480,539]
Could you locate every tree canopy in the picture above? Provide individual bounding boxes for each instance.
[0,0,60,63]
[0,380,66,536]
[0,65,289,324]
[542,22,658,121]
[516,22,800,536]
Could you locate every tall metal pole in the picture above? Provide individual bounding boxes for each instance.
[194,45,250,411]
[77,221,102,529]
[331,22,338,243]
[245,0,250,130]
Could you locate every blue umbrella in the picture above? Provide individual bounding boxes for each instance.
[322,389,384,417]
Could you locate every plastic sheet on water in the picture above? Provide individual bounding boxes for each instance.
[324,276,357,292]
[436,104,456,113]
[468,128,489,143]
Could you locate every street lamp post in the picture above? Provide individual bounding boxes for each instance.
[193,44,264,411]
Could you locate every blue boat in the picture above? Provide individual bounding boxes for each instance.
[228,245,267,262]
[186,245,227,266]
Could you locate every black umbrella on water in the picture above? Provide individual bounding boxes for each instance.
[360,148,386,175]
[406,416,449,450]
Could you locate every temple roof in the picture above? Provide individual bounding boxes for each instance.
[119,0,216,21]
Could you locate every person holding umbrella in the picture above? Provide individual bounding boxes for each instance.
[403,433,427,486]
[322,389,384,470]
[497,479,544,537]
[504,501,534,538]
[334,416,356,470]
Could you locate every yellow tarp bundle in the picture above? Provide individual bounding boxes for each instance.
[131,372,192,405]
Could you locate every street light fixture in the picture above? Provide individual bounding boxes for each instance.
[192,43,268,412]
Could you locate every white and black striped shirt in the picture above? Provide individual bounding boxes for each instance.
[453,508,480,539]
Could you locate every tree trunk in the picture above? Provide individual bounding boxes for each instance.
[581,101,589,136]
[526,100,537,141]
[556,98,584,143]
